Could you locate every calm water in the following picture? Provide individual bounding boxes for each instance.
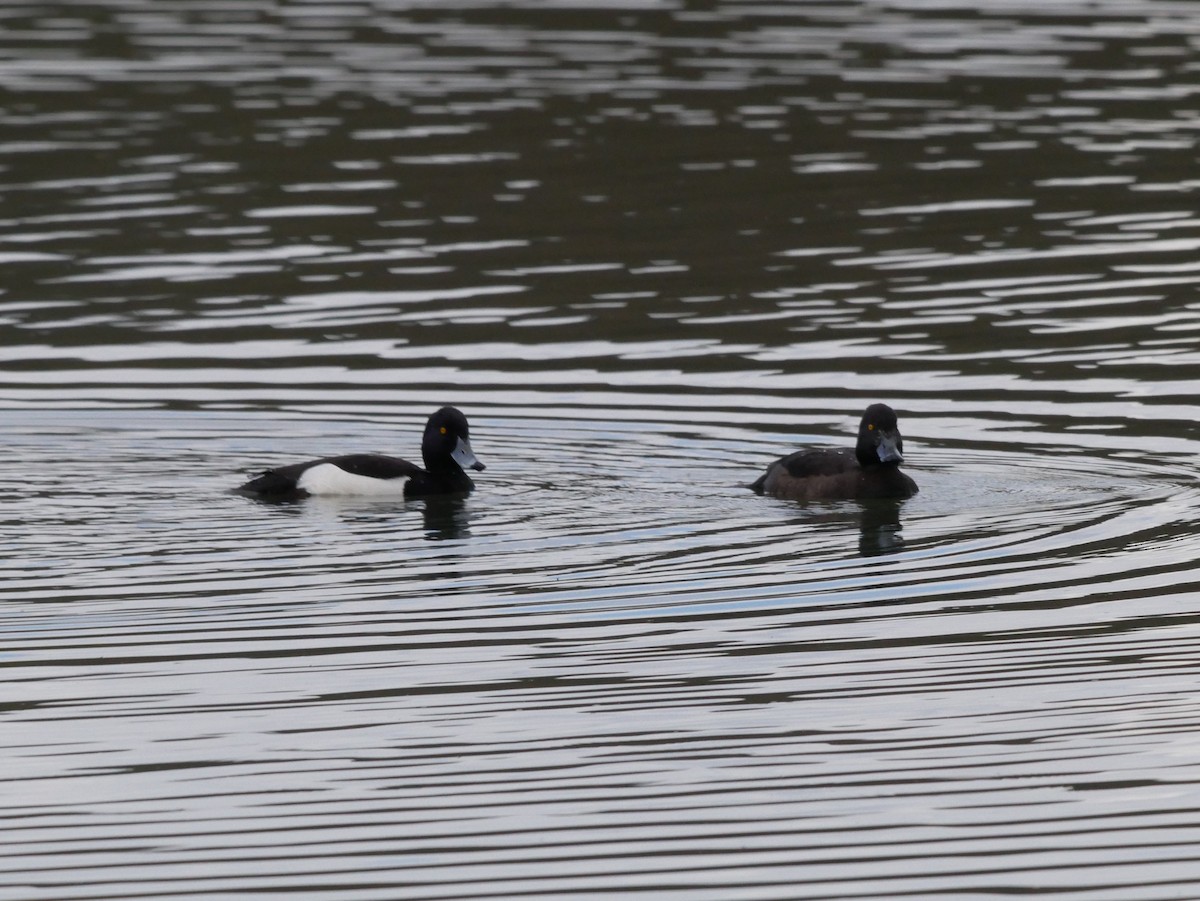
[5,2,1200,898]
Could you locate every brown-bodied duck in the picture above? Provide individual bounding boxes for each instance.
[750,403,918,501]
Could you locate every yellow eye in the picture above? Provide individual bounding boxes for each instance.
[439,426,447,435]
[867,423,875,431]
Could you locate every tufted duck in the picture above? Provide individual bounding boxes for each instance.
[238,406,485,498]
[750,403,918,501]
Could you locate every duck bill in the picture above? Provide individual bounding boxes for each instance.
[876,431,904,464]
[452,436,486,471]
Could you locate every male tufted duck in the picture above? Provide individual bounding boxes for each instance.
[238,406,485,498]
[750,403,918,501]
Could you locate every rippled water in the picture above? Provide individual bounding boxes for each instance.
[6,2,1200,899]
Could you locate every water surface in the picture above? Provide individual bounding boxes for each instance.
[5,2,1200,899]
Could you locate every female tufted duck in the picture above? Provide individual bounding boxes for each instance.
[238,406,485,498]
[750,403,917,501]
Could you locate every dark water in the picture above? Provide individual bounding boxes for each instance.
[5,2,1200,898]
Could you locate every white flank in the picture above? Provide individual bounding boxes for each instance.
[296,463,409,496]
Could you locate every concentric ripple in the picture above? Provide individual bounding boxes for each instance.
[5,404,1200,900]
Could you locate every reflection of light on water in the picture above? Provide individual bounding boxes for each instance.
[4,1,1200,897]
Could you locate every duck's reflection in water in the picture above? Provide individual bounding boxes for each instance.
[234,489,473,541]
[856,499,906,557]
[419,495,472,541]
[777,498,909,558]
